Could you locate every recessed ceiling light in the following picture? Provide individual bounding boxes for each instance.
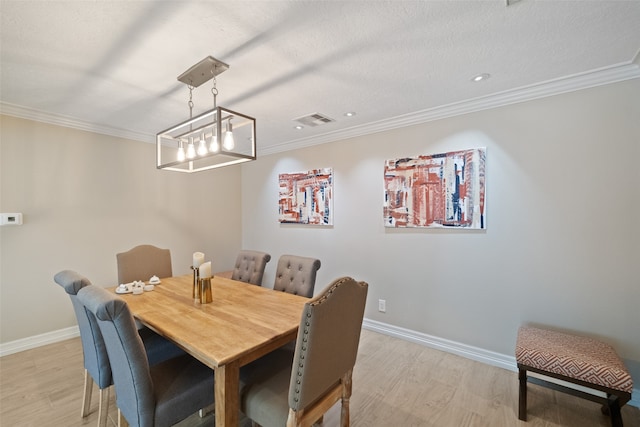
[344,111,356,117]
[471,73,491,82]
[294,125,304,130]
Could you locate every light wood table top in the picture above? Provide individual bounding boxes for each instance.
[112,274,308,427]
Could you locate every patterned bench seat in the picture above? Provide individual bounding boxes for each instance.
[516,326,633,427]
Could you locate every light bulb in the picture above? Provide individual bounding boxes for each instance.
[197,133,208,156]
[223,121,234,150]
[177,141,186,162]
[186,138,196,159]
[209,134,220,152]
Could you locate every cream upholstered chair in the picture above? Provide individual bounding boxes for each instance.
[53,270,184,427]
[78,284,214,427]
[273,254,321,298]
[240,276,368,427]
[117,244,172,333]
[225,250,272,286]
[116,244,172,284]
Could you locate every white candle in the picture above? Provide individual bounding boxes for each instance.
[199,261,211,279]
[193,252,205,268]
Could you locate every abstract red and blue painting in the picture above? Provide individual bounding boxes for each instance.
[279,168,333,225]
[384,148,486,229]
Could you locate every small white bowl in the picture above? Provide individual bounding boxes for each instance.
[144,284,155,292]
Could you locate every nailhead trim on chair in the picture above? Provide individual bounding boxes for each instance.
[294,311,313,401]
[291,277,349,403]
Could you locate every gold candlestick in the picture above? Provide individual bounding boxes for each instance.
[199,277,213,304]
[191,266,200,302]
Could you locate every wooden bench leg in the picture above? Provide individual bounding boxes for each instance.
[607,395,623,427]
[518,367,527,421]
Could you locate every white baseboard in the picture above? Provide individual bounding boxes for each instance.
[362,318,517,370]
[1,320,638,408]
[0,326,79,357]
[362,318,640,408]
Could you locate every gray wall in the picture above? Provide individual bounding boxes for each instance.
[0,115,242,342]
[240,80,640,378]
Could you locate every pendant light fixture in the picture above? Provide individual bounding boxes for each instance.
[223,120,235,150]
[156,56,256,173]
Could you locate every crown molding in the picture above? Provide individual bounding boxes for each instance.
[2,62,638,155]
[263,62,640,155]
[0,103,155,143]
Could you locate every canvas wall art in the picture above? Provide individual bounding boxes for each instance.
[384,148,486,229]
[279,168,333,225]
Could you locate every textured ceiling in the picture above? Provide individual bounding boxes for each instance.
[1,0,639,155]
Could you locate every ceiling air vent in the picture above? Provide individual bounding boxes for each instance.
[293,113,336,127]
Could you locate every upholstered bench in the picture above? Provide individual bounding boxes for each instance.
[516,326,633,427]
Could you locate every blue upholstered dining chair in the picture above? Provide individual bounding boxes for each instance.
[240,276,368,427]
[273,254,321,298]
[53,270,184,427]
[77,284,215,427]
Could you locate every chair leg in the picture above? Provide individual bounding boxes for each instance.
[340,399,350,427]
[97,387,109,427]
[199,403,215,417]
[81,369,93,418]
[118,408,130,427]
[518,367,527,421]
[286,408,299,427]
[340,371,352,427]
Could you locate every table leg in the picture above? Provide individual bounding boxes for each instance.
[215,361,240,427]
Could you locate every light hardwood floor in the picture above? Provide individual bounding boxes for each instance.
[1,329,638,426]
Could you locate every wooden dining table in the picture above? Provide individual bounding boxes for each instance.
[111,274,308,427]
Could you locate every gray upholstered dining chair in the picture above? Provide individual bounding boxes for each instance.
[77,284,215,427]
[116,244,172,284]
[273,254,321,298]
[240,276,368,427]
[53,270,184,427]
[228,250,272,286]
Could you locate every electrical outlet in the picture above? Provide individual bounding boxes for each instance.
[378,299,386,313]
